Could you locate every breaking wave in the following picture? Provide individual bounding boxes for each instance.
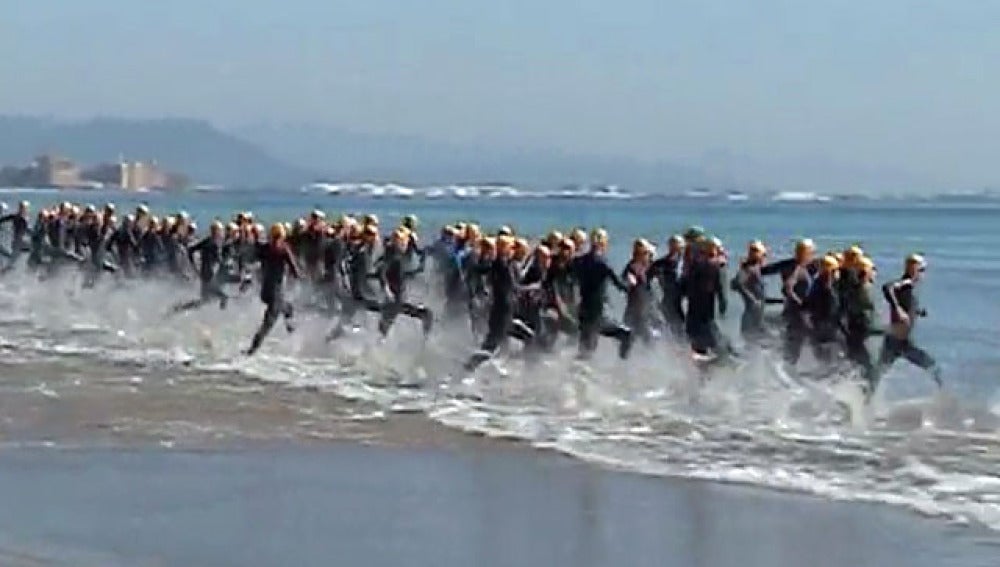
[1,272,999,532]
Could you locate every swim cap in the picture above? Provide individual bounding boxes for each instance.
[590,228,608,245]
[570,228,587,244]
[362,223,379,236]
[748,240,767,254]
[84,204,96,214]
[844,245,864,259]
[535,245,552,258]
[859,256,875,273]
[497,225,514,237]
[559,237,576,252]
[668,234,685,246]
[795,238,815,253]
[821,255,840,272]
[545,230,563,244]
[270,223,286,240]
[362,213,379,226]
[227,222,239,233]
[479,236,496,249]
[311,209,326,220]
[402,214,418,230]
[683,226,705,241]
[906,253,927,268]
[497,235,515,249]
[211,220,224,232]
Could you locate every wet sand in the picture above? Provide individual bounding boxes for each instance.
[0,444,996,567]
[0,357,997,566]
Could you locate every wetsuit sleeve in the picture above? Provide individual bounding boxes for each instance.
[760,258,792,277]
[782,267,803,305]
[0,214,13,224]
[187,237,207,266]
[284,245,301,279]
[716,266,728,315]
[646,257,665,278]
[882,278,911,310]
[730,267,754,304]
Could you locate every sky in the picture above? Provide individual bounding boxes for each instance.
[1,0,997,191]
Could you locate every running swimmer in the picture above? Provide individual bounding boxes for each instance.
[874,253,942,391]
[244,223,301,356]
[570,228,633,360]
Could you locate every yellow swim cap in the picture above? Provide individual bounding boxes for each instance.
[269,223,286,240]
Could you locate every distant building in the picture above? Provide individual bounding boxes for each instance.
[82,159,187,190]
[1,154,187,190]
[0,155,84,188]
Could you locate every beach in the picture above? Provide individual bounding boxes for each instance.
[2,191,1000,565]
[1,443,996,567]
[0,355,997,567]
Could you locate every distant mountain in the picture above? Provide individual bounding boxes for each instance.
[0,116,312,187]
[231,122,720,192]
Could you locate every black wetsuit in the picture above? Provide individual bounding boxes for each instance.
[731,260,768,344]
[570,250,632,359]
[82,220,114,287]
[842,277,879,387]
[108,224,139,278]
[780,262,815,365]
[376,245,432,336]
[463,255,534,371]
[0,212,29,266]
[328,240,384,339]
[462,249,490,338]
[877,275,939,387]
[138,229,164,276]
[173,236,231,312]
[319,235,348,313]
[622,260,655,344]
[648,252,684,337]
[246,242,300,355]
[684,257,729,355]
[803,274,840,366]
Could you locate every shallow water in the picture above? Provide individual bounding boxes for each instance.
[1,190,999,533]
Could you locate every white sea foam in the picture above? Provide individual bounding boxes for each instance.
[1,273,999,532]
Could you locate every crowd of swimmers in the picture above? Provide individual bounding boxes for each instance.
[0,200,942,399]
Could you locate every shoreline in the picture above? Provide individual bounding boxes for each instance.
[1,442,996,567]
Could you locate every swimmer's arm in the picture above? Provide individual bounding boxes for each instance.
[882,279,910,310]
[284,246,301,279]
[760,258,792,277]
[607,261,629,292]
[187,237,207,266]
[716,267,728,316]
[782,270,803,305]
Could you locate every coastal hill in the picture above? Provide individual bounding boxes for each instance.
[0,116,720,191]
[0,116,311,187]
[0,116,948,194]
[233,122,720,192]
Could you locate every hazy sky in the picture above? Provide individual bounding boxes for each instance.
[2,1,997,189]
